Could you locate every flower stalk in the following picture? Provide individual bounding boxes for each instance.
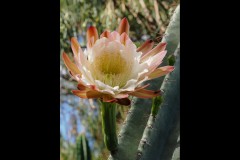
[100,100,118,153]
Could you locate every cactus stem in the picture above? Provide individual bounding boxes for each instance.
[138,46,180,160]
[100,100,118,153]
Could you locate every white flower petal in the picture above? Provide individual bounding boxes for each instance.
[120,79,138,92]
[95,80,116,95]
[119,68,149,92]
[63,18,172,100]
[110,31,121,41]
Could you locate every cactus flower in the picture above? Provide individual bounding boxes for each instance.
[62,18,174,106]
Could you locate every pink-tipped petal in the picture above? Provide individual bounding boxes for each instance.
[100,30,111,38]
[68,71,82,82]
[123,83,151,94]
[72,90,103,99]
[139,51,167,82]
[148,66,175,80]
[120,32,130,45]
[87,26,99,46]
[141,42,167,62]
[137,40,154,56]
[102,95,117,103]
[77,83,87,91]
[72,90,87,98]
[87,37,94,48]
[134,84,150,92]
[77,82,97,91]
[110,31,121,41]
[86,90,103,99]
[76,44,90,71]
[147,50,167,72]
[138,56,171,82]
[71,37,81,58]
[62,52,81,76]
[114,94,129,99]
[88,85,98,91]
[129,89,161,98]
[118,18,130,35]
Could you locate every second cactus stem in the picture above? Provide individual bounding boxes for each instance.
[100,100,118,154]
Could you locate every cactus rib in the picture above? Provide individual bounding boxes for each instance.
[138,45,180,160]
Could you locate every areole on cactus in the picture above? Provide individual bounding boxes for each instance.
[62,18,174,106]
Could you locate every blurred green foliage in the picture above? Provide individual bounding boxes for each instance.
[60,0,179,54]
[60,0,179,159]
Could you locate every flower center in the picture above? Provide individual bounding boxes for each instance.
[96,51,126,75]
[92,50,131,88]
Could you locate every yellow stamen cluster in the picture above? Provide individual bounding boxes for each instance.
[91,50,132,87]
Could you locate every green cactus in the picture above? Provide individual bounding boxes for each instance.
[77,133,92,160]
[136,96,164,160]
[137,45,180,160]
[108,5,180,160]
[162,5,180,61]
[150,4,180,89]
